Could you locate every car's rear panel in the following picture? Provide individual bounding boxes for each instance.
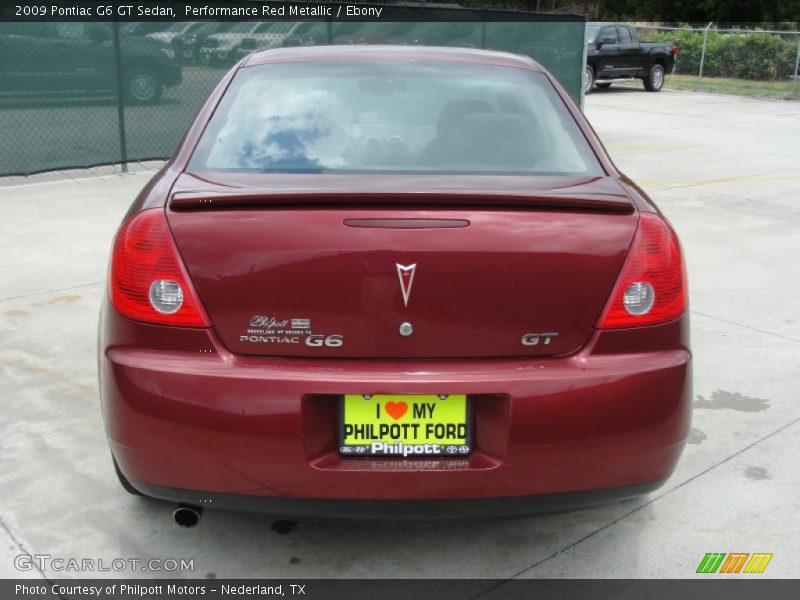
[101,177,691,512]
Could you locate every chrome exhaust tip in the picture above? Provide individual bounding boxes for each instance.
[172,504,202,528]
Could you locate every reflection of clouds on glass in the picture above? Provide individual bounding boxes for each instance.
[229,87,356,170]
[197,62,602,176]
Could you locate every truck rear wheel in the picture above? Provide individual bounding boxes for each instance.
[584,66,594,94]
[644,64,665,92]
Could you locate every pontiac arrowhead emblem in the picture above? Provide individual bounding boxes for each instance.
[396,263,417,307]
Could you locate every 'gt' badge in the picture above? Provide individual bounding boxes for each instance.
[396,263,417,307]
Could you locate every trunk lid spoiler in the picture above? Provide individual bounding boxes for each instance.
[170,190,633,212]
[168,173,634,213]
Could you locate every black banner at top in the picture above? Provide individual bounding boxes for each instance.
[1,1,585,23]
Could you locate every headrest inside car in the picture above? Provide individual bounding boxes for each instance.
[452,113,549,168]
[436,100,493,140]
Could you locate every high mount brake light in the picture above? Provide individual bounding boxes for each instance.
[109,209,210,327]
[597,212,687,329]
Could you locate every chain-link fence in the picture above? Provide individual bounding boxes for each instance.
[633,24,800,99]
[0,16,584,177]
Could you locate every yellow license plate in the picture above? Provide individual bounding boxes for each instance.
[340,394,471,457]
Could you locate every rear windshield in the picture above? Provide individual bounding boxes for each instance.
[188,60,602,176]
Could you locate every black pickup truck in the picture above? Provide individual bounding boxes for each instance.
[585,23,677,93]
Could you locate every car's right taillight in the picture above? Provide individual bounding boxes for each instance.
[597,212,687,329]
[109,209,210,328]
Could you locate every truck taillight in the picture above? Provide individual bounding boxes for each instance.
[597,213,687,329]
[109,209,210,327]
[671,44,678,55]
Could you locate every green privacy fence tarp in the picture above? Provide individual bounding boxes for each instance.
[0,14,584,176]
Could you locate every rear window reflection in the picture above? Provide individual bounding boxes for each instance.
[189,60,602,176]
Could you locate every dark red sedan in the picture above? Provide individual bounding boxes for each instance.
[99,45,690,522]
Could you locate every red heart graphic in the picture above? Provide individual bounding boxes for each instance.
[384,401,408,420]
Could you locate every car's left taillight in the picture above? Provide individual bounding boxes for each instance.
[109,209,210,327]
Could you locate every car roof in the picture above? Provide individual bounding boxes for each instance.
[243,44,543,71]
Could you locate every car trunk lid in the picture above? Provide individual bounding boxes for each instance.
[166,173,637,359]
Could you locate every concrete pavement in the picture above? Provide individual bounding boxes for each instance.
[0,88,798,580]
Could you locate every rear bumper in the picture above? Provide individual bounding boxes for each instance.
[134,479,666,521]
[100,302,691,514]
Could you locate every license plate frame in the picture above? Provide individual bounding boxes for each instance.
[339,394,472,457]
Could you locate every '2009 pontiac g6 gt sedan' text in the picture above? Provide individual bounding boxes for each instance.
[99,45,690,521]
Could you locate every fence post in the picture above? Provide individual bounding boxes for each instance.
[112,22,128,173]
[792,34,800,91]
[696,21,712,92]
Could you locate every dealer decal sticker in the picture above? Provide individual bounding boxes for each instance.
[240,315,343,347]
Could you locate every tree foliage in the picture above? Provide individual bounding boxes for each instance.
[600,0,800,23]
[643,28,798,79]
